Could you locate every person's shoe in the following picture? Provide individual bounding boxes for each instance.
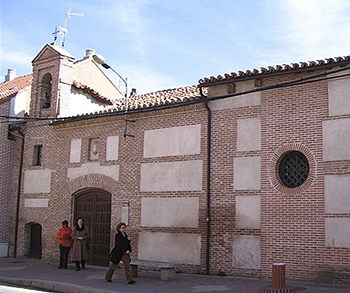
[128,280,136,284]
[82,264,85,270]
[58,266,63,269]
[75,267,80,271]
[105,278,112,282]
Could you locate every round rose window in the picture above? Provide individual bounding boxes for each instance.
[278,151,309,188]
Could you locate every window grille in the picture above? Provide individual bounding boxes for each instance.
[278,151,309,188]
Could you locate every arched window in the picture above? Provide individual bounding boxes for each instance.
[41,73,52,108]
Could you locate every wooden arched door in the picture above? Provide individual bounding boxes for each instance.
[74,188,111,266]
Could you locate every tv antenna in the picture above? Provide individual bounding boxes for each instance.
[52,8,84,47]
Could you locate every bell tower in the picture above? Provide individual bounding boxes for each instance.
[30,43,75,118]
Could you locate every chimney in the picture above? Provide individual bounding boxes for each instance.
[5,68,17,82]
[85,49,95,58]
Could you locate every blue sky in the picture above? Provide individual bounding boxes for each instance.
[1,0,350,94]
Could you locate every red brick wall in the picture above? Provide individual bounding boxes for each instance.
[209,98,262,277]
[13,66,350,282]
[17,105,209,272]
[260,72,331,282]
[208,69,350,282]
[0,101,17,251]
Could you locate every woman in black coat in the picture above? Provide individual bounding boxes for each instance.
[105,222,135,284]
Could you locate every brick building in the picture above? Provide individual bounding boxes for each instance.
[1,43,350,282]
[0,69,32,257]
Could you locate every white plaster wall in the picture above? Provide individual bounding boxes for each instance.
[208,92,261,111]
[9,90,27,117]
[106,135,119,161]
[67,162,119,181]
[69,138,82,163]
[23,169,52,194]
[237,118,261,151]
[236,79,257,92]
[323,118,350,161]
[325,174,350,213]
[328,72,350,116]
[207,84,229,97]
[143,124,201,158]
[325,218,350,248]
[140,160,203,192]
[24,198,49,208]
[233,235,261,269]
[236,196,261,229]
[68,90,108,117]
[138,232,201,265]
[72,59,124,102]
[234,157,261,190]
[141,197,199,228]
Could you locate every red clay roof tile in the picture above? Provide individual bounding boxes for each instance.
[0,74,33,101]
[198,55,350,85]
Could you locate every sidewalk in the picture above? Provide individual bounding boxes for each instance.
[1,258,350,293]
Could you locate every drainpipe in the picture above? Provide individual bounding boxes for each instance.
[14,125,25,258]
[204,90,212,275]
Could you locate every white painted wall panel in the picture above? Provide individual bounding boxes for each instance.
[209,92,261,111]
[328,73,350,116]
[236,196,261,229]
[106,135,119,161]
[233,235,261,269]
[67,162,119,181]
[323,118,350,161]
[24,198,49,208]
[325,218,350,248]
[141,197,199,228]
[23,169,52,194]
[143,124,201,158]
[237,118,261,151]
[140,160,203,192]
[234,157,261,190]
[325,174,350,213]
[69,138,82,163]
[138,232,201,265]
[0,244,8,257]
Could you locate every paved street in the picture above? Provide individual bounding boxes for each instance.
[1,258,350,293]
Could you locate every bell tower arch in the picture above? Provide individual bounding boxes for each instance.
[30,43,75,118]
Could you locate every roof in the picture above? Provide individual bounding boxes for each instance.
[128,85,204,110]
[72,81,114,105]
[198,55,350,86]
[32,43,75,64]
[0,74,33,100]
[67,85,207,119]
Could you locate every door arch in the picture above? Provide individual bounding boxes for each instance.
[25,222,42,259]
[74,188,111,266]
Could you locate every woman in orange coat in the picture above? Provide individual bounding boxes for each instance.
[56,220,72,269]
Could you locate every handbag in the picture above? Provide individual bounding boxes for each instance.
[108,247,120,265]
[108,247,115,262]
[86,242,90,251]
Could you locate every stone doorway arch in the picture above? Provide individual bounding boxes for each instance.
[74,188,111,266]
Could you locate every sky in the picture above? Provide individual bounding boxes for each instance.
[1,0,350,94]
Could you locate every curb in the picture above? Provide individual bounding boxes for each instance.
[0,277,118,293]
